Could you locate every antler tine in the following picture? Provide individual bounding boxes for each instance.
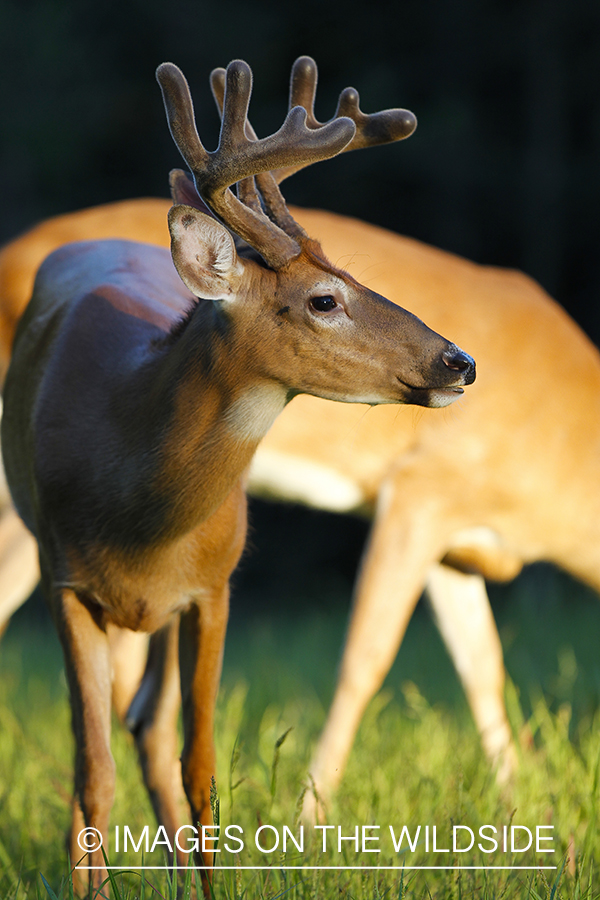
[289,56,320,130]
[211,65,264,216]
[211,67,258,141]
[211,61,355,176]
[158,58,356,268]
[156,63,210,173]
[207,60,255,189]
[210,67,226,115]
[160,60,297,266]
[335,86,417,149]
[273,56,418,184]
[210,64,311,237]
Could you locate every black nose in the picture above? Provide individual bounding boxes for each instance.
[442,345,476,382]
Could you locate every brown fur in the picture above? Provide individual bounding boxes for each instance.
[0,197,470,889]
[0,197,597,821]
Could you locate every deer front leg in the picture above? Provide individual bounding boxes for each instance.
[54,587,114,891]
[425,564,517,783]
[304,477,447,821]
[125,618,186,853]
[178,588,229,884]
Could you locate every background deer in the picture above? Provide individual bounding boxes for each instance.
[2,181,598,822]
[0,56,473,886]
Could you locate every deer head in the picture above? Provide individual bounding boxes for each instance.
[156,57,475,409]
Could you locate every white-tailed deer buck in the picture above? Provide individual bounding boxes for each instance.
[2,179,598,822]
[3,194,596,826]
[1,94,599,826]
[0,56,474,887]
[4,53,599,835]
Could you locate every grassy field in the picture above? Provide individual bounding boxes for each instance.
[1,564,600,899]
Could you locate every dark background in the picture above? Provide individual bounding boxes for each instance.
[1,0,598,334]
[1,0,599,623]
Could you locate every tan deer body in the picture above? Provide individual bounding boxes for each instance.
[262,209,600,809]
[1,194,598,816]
[1,58,474,886]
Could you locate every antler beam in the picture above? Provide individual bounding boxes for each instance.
[210,56,418,184]
[157,60,355,268]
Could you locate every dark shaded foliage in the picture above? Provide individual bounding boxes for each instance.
[1,0,598,334]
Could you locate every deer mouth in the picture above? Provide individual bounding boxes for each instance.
[426,386,465,408]
[396,379,466,408]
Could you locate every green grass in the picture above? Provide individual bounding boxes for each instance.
[1,566,600,898]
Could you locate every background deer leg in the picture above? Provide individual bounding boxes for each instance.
[425,563,517,783]
[108,625,150,722]
[125,618,186,855]
[304,476,448,821]
[0,506,39,638]
[178,588,229,884]
[55,587,114,891]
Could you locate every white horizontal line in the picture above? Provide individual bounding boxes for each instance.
[76,865,558,871]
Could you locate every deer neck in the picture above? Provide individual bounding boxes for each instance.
[116,300,287,545]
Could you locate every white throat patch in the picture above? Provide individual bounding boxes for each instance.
[224,384,287,443]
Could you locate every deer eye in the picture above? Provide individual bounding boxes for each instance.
[309,295,338,313]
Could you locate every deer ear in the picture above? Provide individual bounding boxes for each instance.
[168,204,244,300]
[169,169,212,213]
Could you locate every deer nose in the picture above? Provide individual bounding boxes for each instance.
[442,345,476,382]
